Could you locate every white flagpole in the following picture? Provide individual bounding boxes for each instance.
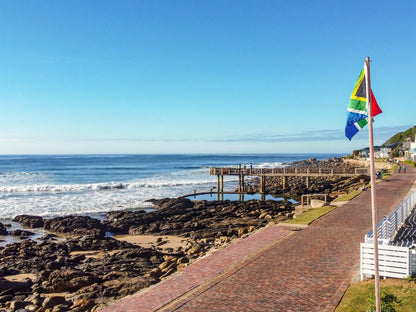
[365,56,381,312]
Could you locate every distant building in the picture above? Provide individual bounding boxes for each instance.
[407,134,416,161]
[374,147,391,158]
[359,146,391,159]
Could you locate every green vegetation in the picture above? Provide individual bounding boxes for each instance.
[366,289,401,312]
[283,205,336,225]
[391,147,400,158]
[333,189,363,202]
[380,166,396,179]
[336,279,416,312]
[404,160,416,168]
[382,126,416,146]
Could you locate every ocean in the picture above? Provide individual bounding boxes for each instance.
[0,154,343,221]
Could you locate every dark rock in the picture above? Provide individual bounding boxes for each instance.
[0,277,32,293]
[10,229,34,237]
[44,216,105,237]
[7,300,28,310]
[23,305,41,311]
[13,215,44,228]
[42,296,66,309]
[70,297,95,311]
[24,293,42,306]
[0,294,13,302]
[40,233,58,241]
[45,269,101,292]
[65,235,135,252]
[0,222,8,235]
[104,210,159,234]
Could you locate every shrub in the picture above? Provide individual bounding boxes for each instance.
[404,160,416,167]
[366,289,401,312]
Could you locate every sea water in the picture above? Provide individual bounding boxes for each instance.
[0,154,343,220]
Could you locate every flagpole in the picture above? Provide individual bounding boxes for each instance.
[365,56,381,312]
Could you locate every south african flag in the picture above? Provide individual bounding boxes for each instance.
[345,66,382,140]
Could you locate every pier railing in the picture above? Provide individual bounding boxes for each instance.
[210,167,368,176]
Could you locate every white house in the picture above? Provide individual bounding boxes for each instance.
[408,134,416,161]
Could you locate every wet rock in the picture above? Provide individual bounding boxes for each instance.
[40,233,58,241]
[0,222,8,235]
[10,229,35,238]
[13,215,44,228]
[44,216,105,237]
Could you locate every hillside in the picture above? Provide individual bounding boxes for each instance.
[382,125,416,146]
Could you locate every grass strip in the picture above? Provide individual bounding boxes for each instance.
[336,279,416,312]
[333,189,363,202]
[283,205,336,225]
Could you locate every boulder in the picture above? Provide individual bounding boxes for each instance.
[71,297,95,310]
[0,222,8,235]
[42,296,66,309]
[0,277,32,293]
[13,215,44,228]
[7,300,28,310]
[10,229,34,237]
[310,199,326,208]
[44,216,105,237]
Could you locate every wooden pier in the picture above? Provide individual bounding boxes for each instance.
[210,166,370,193]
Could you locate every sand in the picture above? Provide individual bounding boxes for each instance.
[113,234,188,250]
[4,273,36,282]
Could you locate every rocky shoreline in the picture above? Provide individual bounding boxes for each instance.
[0,157,384,312]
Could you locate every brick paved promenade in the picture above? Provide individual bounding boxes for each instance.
[102,165,416,312]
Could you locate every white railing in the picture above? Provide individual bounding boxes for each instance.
[360,243,413,280]
[365,189,416,243]
[361,189,416,280]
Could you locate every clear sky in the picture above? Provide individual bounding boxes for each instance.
[0,1,415,154]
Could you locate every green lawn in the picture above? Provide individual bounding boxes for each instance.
[333,189,363,202]
[283,205,336,225]
[336,279,416,312]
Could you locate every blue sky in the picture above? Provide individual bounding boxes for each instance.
[0,1,414,154]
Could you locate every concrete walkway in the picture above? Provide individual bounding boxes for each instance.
[102,165,416,312]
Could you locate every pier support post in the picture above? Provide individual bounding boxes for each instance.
[241,175,245,193]
[260,176,266,194]
[221,175,224,193]
[217,175,220,193]
[283,176,287,190]
[306,176,309,188]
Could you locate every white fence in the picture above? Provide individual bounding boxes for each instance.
[360,243,414,280]
[361,189,416,280]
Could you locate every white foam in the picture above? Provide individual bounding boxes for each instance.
[255,162,287,168]
[0,168,239,219]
